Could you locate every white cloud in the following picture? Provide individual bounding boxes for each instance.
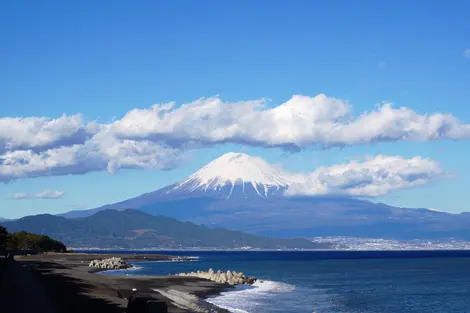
[285,155,445,197]
[0,114,96,154]
[1,94,468,181]
[111,94,470,149]
[0,131,183,182]
[9,189,65,199]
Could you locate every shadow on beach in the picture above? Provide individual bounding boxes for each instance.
[1,254,232,313]
[1,258,127,313]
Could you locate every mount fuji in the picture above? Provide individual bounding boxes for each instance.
[164,152,291,199]
[62,152,294,218]
[61,152,470,240]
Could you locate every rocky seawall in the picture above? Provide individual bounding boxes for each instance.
[88,257,132,269]
[176,268,256,285]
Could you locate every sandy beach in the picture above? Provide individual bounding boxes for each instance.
[0,253,233,313]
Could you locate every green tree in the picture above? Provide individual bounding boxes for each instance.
[7,231,66,253]
[0,226,8,253]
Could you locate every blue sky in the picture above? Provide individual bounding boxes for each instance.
[1,0,469,218]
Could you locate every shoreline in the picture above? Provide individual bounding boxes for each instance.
[10,252,235,313]
[71,247,470,252]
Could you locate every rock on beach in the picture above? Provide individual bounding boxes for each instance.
[88,257,132,269]
[176,268,256,285]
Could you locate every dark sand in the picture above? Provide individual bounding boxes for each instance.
[1,253,233,313]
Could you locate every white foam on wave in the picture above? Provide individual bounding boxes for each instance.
[206,280,296,313]
[131,265,143,270]
[250,280,295,293]
[184,256,200,260]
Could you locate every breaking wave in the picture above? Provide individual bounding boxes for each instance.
[206,280,296,313]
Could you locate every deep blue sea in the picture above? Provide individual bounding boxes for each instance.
[96,250,470,313]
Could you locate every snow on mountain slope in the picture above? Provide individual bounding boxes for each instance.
[169,152,291,198]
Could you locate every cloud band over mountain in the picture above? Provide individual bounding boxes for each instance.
[172,152,447,198]
[112,94,470,148]
[285,155,445,197]
[0,94,467,182]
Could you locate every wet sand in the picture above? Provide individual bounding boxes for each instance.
[1,253,233,313]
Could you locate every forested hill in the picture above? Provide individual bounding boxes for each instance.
[1,209,330,250]
[0,226,66,253]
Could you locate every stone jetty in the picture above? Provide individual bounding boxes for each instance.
[176,268,256,285]
[88,257,132,269]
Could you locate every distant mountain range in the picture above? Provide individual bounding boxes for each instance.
[57,152,470,240]
[1,209,327,249]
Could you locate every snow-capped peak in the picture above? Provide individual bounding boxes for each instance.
[170,152,291,198]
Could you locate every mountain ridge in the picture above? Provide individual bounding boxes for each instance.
[1,209,328,249]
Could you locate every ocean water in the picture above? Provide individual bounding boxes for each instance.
[99,251,470,313]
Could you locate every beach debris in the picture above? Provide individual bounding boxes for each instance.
[88,257,132,269]
[175,268,256,285]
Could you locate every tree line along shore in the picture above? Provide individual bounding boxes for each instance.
[0,225,66,255]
